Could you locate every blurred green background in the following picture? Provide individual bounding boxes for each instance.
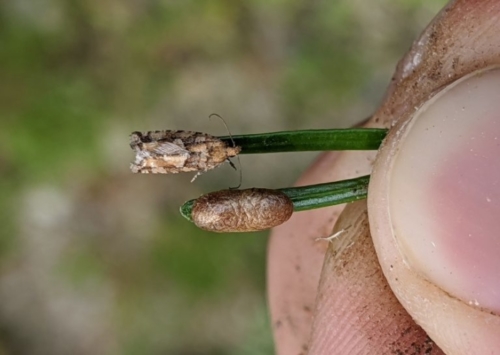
[0,0,446,354]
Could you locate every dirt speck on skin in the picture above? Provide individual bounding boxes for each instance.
[390,333,440,354]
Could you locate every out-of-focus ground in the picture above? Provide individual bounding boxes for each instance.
[0,1,446,354]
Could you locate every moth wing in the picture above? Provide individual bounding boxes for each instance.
[153,141,190,156]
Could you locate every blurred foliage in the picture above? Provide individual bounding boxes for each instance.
[0,0,445,354]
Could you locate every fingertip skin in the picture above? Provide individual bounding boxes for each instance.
[368,1,500,353]
[270,1,500,354]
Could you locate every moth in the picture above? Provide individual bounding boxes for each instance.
[191,188,294,233]
[130,130,241,179]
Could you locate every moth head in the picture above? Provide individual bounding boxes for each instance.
[129,131,145,150]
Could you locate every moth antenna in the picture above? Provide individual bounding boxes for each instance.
[227,157,242,189]
[209,113,243,189]
[209,113,236,146]
[235,155,242,189]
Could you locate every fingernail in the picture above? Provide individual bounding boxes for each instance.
[389,67,500,314]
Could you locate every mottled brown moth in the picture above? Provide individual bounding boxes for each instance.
[191,188,294,233]
[130,130,241,180]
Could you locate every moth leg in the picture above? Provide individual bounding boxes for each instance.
[190,171,202,183]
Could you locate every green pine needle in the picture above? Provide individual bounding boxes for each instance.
[220,128,387,154]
